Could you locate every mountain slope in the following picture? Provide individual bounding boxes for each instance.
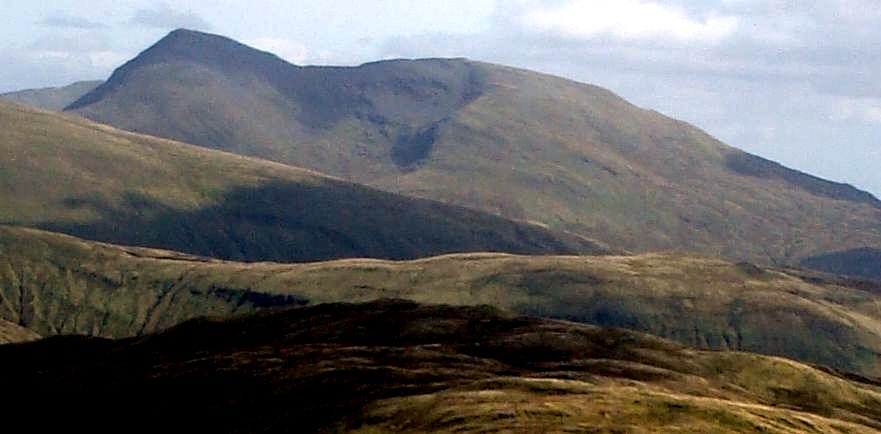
[3,300,881,432]
[802,248,881,281]
[3,225,881,377]
[0,319,40,344]
[68,29,881,266]
[0,101,606,263]
[1,80,101,111]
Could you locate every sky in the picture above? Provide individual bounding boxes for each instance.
[1,0,879,197]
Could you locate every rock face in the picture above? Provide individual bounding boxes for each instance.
[68,29,881,266]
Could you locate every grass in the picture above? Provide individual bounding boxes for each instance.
[0,319,40,344]
[2,300,881,432]
[2,225,881,378]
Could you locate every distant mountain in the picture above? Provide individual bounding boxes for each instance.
[3,300,881,432]
[68,29,881,266]
[1,80,101,111]
[4,225,881,377]
[802,248,881,281]
[0,101,606,263]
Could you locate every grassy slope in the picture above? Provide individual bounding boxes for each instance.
[378,63,881,264]
[0,319,40,344]
[68,29,881,266]
[2,300,881,432]
[3,225,881,377]
[0,80,101,111]
[0,101,606,263]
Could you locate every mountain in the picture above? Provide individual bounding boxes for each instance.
[0,101,607,263]
[1,80,101,111]
[802,248,881,281]
[3,300,881,432]
[68,29,881,266]
[4,225,881,377]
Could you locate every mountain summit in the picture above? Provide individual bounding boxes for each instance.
[68,29,881,267]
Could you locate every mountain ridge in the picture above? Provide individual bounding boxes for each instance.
[67,29,881,267]
[1,80,102,111]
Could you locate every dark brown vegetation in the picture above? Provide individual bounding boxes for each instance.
[3,300,881,432]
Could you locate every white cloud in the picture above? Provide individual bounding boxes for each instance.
[833,97,881,124]
[519,0,740,43]
[246,37,310,64]
[131,4,212,30]
[41,12,105,29]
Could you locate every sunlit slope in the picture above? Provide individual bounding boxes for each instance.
[0,319,39,344]
[2,226,880,376]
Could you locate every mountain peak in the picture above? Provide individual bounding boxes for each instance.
[140,28,286,68]
[65,30,881,266]
[66,29,291,110]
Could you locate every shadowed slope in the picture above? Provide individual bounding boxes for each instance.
[802,248,881,281]
[0,101,605,262]
[2,226,880,377]
[68,29,881,266]
[2,300,881,432]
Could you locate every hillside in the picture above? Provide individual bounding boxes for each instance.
[803,248,881,281]
[0,101,606,263]
[0,319,40,344]
[3,300,881,432]
[1,80,101,111]
[68,29,881,266]
[3,225,881,377]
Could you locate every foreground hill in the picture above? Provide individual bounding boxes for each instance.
[0,101,605,262]
[3,300,881,432]
[1,80,101,111]
[68,29,881,266]
[3,226,880,377]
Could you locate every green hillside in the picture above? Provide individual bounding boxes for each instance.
[3,225,880,377]
[68,29,881,266]
[3,300,881,432]
[0,101,606,263]
[1,80,101,111]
